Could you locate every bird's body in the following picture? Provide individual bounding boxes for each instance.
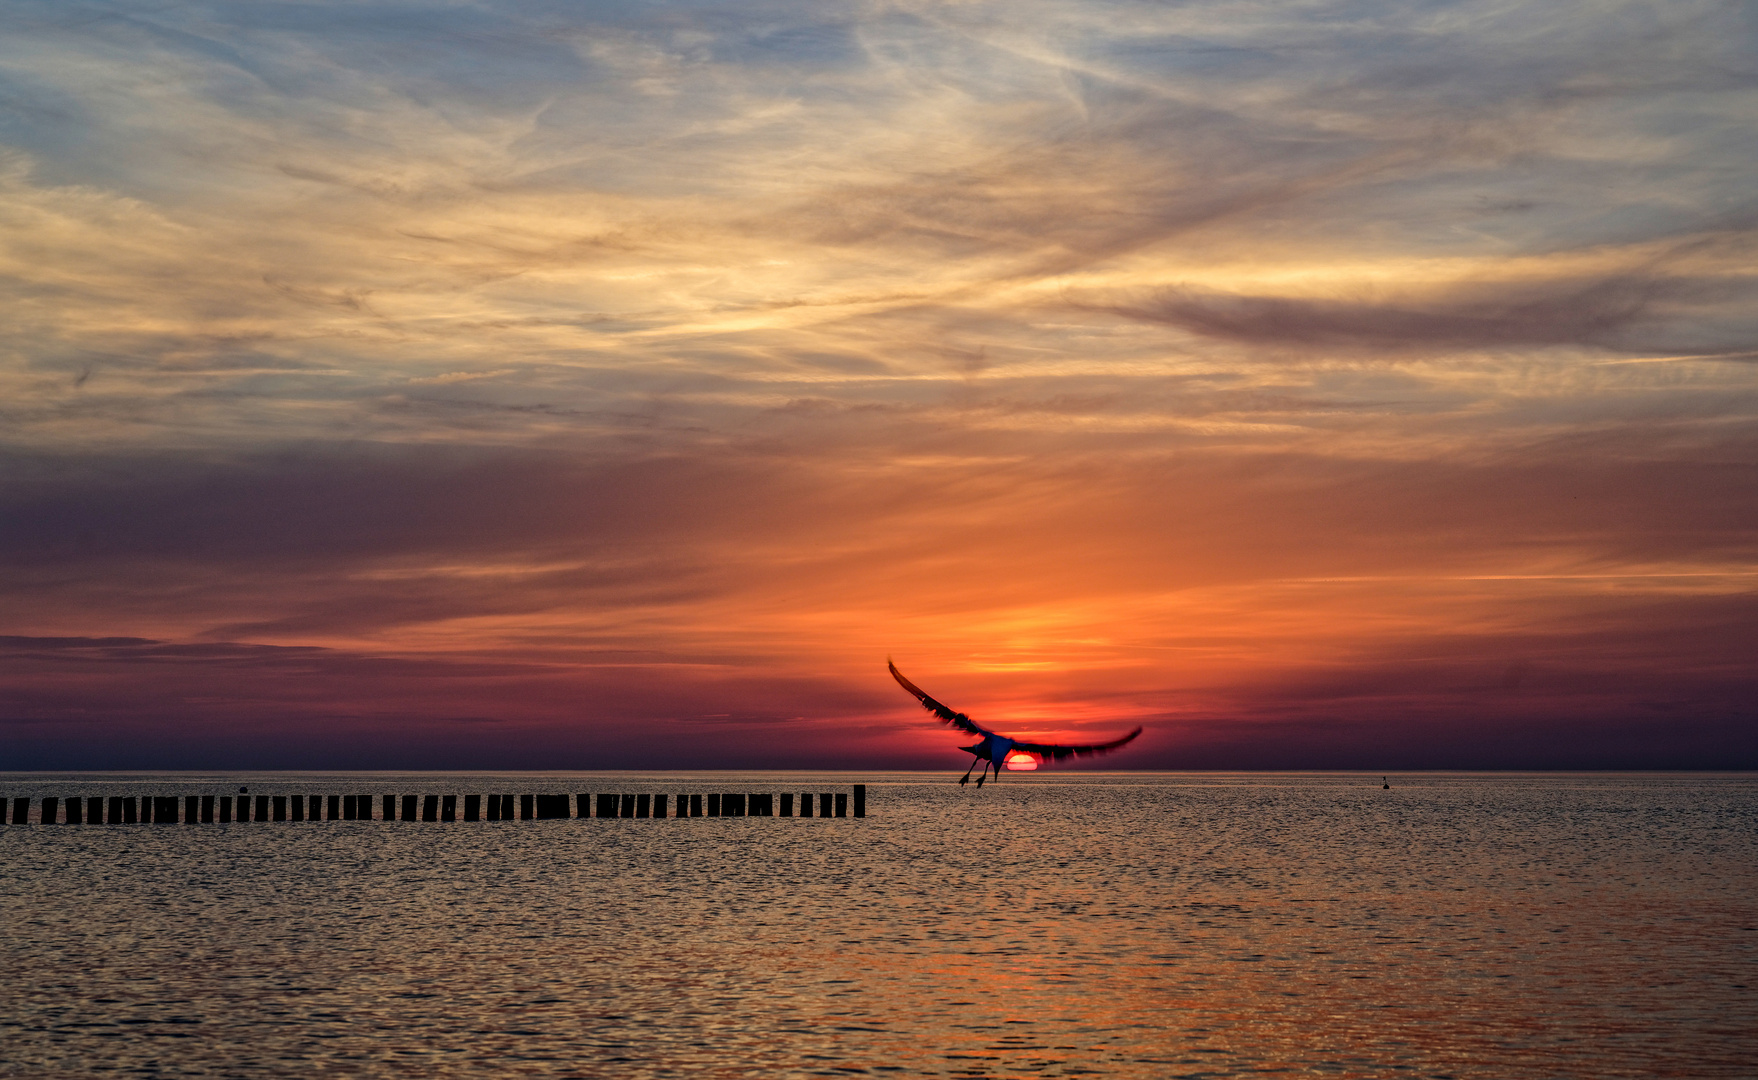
[888,659,1142,786]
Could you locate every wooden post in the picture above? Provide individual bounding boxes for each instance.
[853,784,865,818]
[11,797,28,824]
[42,796,62,824]
[122,797,138,824]
[835,793,847,817]
[87,796,104,824]
[272,796,286,822]
[635,794,651,818]
[202,795,215,823]
[256,795,269,821]
[441,795,457,821]
[394,795,410,821]
[487,794,502,821]
[520,794,534,821]
[653,793,668,818]
[707,793,721,816]
[65,797,83,824]
[358,795,373,821]
[464,794,481,821]
[157,796,180,823]
[323,794,337,821]
[422,795,439,822]
[575,794,590,819]
[595,793,615,818]
[187,795,201,823]
[780,792,794,817]
[218,796,232,823]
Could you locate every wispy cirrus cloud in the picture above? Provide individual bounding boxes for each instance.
[1,0,1753,767]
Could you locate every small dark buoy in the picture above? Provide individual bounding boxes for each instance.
[1383,776,1390,789]
[240,786,248,793]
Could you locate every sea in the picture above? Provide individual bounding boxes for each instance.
[2,772,1753,1079]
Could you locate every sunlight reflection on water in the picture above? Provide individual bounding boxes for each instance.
[2,772,1754,1078]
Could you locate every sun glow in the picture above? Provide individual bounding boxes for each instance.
[1004,751,1039,771]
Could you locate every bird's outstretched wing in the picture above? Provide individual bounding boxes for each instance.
[888,659,995,738]
[1010,727,1143,760]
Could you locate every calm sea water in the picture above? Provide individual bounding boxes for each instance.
[1,772,1753,1079]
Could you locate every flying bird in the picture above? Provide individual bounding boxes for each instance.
[888,659,1143,787]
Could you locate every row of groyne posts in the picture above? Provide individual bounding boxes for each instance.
[4,786,867,825]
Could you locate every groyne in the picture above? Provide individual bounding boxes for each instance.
[5,786,867,823]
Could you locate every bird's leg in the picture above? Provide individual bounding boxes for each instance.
[958,757,979,786]
[975,760,988,788]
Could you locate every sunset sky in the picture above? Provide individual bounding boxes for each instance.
[3,0,1754,770]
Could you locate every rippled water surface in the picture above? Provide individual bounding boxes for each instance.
[2,772,1754,1079]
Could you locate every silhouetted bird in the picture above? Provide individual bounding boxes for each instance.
[889,659,1142,787]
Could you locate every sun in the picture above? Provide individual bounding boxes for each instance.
[1003,751,1039,771]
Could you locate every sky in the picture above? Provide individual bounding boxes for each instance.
[2,0,1755,770]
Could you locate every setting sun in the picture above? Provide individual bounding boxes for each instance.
[1003,752,1039,771]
